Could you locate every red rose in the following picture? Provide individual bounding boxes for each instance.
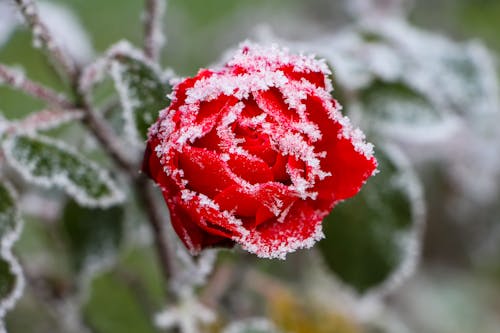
[143,43,377,259]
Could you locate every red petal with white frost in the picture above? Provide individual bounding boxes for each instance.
[213,185,260,217]
[304,95,377,203]
[178,146,238,198]
[171,69,214,110]
[165,196,234,254]
[253,182,298,226]
[142,138,179,193]
[254,88,299,122]
[226,154,274,185]
[237,199,325,259]
[280,64,326,90]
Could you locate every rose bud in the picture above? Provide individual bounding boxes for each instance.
[142,43,377,259]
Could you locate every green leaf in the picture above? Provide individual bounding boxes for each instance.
[110,53,170,142]
[319,145,424,294]
[84,272,157,333]
[62,200,124,273]
[436,43,498,116]
[0,182,24,324]
[2,134,125,208]
[361,81,440,125]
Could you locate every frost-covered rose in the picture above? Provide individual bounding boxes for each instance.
[143,43,377,258]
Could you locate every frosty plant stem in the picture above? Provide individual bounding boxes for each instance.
[0,65,73,109]
[13,0,78,81]
[143,0,167,62]
[10,0,178,302]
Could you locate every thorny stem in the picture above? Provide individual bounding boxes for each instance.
[0,65,73,109]
[14,0,78,81]
[143,0,167,62]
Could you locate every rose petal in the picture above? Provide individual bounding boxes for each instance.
[171,69,214,109]
[165,195,234,254]
[305,95,377,203]
[237,200,326,259]
[281,64,327,90]
[180,195,245,238]
[142,138,179,193]
[178,146,237,198]
[226,154,273,184]
[272,153,290,184]
[213,185,259,217]
[253,182,297,225]
[254,88,299,122]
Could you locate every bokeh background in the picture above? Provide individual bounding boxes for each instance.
[1,0,500,332]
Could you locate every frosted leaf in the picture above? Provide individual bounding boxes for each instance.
[9,109,83,133]
[80,40,169,145]
[37,1,93,64]
[222,318,283,333]
[357,19,500,117]
[2,134,125,208]
[61,200,124,275]
[319,144,425,296]
[155,288,215,333]
[270,17,499,120]
[0,181,25,329]
[357,81,460,142]
[110,52,169,144]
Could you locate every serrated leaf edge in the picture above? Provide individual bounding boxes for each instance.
[2,133,125,208]
[0,182,25,333]
[79,40,166,147]
[360,143,426,303]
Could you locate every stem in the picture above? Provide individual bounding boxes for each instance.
[0,64,73,109]
[13,0,178,308]
[135,176,177,299]
[77,93,137,175]
[14,0,78,81]
[143,0,167,62]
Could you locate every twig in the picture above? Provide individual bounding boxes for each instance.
[143,0,167,62]
[199,262,235,308]
[78,94,138,175]
[135,175,177,300]
[0,64,73,109]
[14,0,78,81]
[12,0,179,311]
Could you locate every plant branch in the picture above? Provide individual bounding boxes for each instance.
[135,176,177,300]
[143,0,167,62]
[14,0,178,308]
[0,64,73,109]
[77,94,138,175]
[14,0,78,81]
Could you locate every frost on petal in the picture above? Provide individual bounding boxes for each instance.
[143,42,377,258]
[237,200,326,259]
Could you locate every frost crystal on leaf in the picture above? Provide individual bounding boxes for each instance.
[2,134,125,208]
[0,182,25,331]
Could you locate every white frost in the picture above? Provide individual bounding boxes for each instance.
[2,133,125,208]
[0,183,25,327]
